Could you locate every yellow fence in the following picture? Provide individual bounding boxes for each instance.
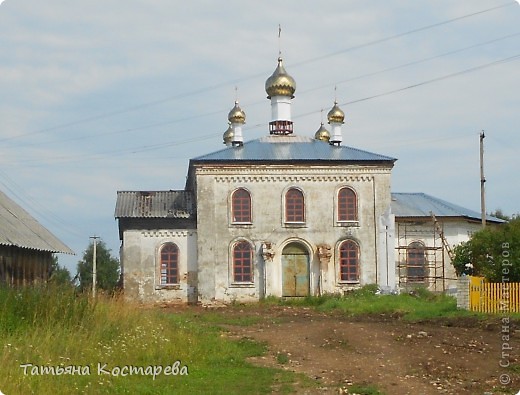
[469,276,520,314]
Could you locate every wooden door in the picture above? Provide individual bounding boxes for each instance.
[282,253,309,297]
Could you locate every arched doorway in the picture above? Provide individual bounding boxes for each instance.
[282,242,310,297]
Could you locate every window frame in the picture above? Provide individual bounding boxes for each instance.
[232,240,254,284]
[406,241,426,282]
[284,187,305,224]
[159,243,179,286]
[231,188,252,224]
[337,187,358,223]
[338,240,360,283]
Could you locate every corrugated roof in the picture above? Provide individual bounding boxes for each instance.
[193,135,396,162]
[391,192,505,223]
[0,190,74,254]
[115,191,195,218]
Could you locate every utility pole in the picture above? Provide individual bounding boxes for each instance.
[90,236,100,297]
[480,131,486,228]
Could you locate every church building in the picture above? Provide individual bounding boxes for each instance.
[114,56,501,304]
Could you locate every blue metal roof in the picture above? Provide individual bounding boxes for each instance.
[193,135,396,162]
[391,192,505,223]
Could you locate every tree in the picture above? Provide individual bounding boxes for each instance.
[452,217,520,282]
[49,255,72,285]
[76,239,120,293]
[489,209,510,221]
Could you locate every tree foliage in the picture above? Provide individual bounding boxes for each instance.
[452,218,520,282]
[76,239,120,293]
[48,255,72,286]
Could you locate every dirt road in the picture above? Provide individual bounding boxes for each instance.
[218,305,519,394]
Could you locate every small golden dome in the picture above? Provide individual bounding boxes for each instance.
[327,101,345,124]
[228,101,246,124]
[314,124,331,142]
[265,57,296,99]
[223,123,234,145]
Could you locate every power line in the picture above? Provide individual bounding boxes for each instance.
[338,53,520,107]
[7,51,519,168]
[292,2,515,68]
[0,1,514,144]
[273,53,520,125]
[7,31,519,151]
[0,170,84,239]
[298,31,520,96]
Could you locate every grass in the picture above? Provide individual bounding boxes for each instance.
[3,284,512,394]
[276,352,289,365]
[0,285,311,394]
[346,383,384,395]
[263,285,491,321]
[178,310,265,327]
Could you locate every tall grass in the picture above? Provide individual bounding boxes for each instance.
[0,285,94,335]
[0,285,307,394]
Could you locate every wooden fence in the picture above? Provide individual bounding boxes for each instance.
[469,276,520,314]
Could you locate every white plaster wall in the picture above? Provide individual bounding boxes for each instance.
[122,229,197,303]
[195,164,393,302]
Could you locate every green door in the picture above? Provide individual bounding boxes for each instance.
[282,243,309,297]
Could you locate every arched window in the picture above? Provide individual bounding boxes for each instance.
[231,188,251,223]
[285,188,305,223]
[233,241,253,283]
[160,243,178,285]
[338,187,357,222]
[339,240,359,282]
[407,242,426,282]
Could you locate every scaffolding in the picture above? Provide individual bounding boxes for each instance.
[396,219,447,292]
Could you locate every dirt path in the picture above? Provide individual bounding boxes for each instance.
[217,306,519,394]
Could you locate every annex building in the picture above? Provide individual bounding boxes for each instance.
[0,189,73,286]
[115,56,502,304]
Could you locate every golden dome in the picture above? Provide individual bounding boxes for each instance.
[327,101,345,124]
[265,57,296,99]
[223,123,234,145]
[228,101,246,124]
[314,123,331,142]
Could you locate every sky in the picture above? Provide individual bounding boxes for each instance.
[0,0,519,273]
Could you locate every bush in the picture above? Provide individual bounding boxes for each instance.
[452,218,520,281]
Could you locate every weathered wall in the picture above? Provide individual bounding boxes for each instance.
[195,163,393,302]
[0,246,52,286]
[121,229,197,303]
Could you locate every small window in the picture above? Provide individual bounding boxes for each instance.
[233,241,253,283]
[160,243,179,285]
[339,240,359,282]
[285,188,305,223]
[407,242,426,282]
[231,188,251,223]
[338,187,357,222]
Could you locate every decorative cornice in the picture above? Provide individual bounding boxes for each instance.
[142,230,194,238]
[215,175,374,183]
[197,166,390,176]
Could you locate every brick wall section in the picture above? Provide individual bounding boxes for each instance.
[456,276,470,310]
